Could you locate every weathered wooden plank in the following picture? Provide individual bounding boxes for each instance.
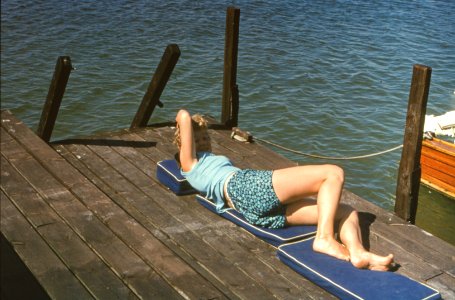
[0,126,182,299]
[2,115,222,299]
[0,156,133,299]
[192,226,322,300]
[427,273,455,300]
[50,145,228,300]
[52,144,237,300]
[56,142,276,299]
[0,191,93,299]
[210,128,297,169]
[367,221,441,280]
[362,225,437,280]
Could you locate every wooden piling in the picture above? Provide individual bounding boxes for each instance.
[130,44,180,129]
[229,84,239,128]
[36,56,72,142]
[395,64,432,224]
[221,7,240,128]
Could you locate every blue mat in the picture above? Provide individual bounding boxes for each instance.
[196,195,317,247]
[277,237,441,300]
[156,160,197,195]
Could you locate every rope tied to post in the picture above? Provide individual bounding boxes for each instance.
[230,128,403,160]
[254,137,403,160]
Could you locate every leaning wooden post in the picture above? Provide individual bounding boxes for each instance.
[395,64,432,224]
[130,44,180,129]
[221,6,240,128]
[36,56,72,142]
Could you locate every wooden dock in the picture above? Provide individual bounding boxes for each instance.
[1,109,454,299]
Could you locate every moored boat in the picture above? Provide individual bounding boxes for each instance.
[420,137,455,199]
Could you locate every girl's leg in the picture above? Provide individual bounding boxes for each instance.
[273,165,393,269]
[273,164,349,260]
[337,206,394,270]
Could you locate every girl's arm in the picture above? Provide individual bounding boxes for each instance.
[175,109,197,172]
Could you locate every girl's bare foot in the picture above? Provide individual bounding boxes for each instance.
[313,236,350,261]
[350,250,394,271]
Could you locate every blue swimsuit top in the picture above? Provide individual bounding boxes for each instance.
[181,152,240,212]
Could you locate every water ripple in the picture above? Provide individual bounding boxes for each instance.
[2,0,454,210]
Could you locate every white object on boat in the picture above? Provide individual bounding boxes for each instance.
[424,111,455,138]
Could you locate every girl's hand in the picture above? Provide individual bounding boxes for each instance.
[176,109,191,124]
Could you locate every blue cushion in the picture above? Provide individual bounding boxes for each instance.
[157,160,197,195]
[196,195,317,247]
[277,238,441,300]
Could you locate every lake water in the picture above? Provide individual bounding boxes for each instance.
[1,0,454,244]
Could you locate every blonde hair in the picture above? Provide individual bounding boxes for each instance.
[174,114,208,149]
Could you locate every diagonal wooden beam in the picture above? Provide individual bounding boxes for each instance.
[131,44,180,129]
[37,56,72,142]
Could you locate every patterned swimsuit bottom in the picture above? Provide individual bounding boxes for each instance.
[226,169,286,229]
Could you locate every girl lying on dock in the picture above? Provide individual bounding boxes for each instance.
[175,109,394,271]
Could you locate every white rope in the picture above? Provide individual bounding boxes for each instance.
[254,137,403,160]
